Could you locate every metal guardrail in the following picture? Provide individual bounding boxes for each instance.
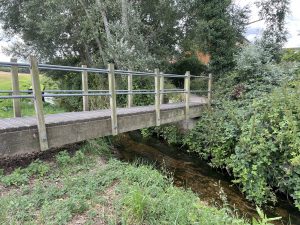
[0,60,211,100]
[0,56,212,151]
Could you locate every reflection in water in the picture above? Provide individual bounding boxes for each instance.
[115,132,300,225]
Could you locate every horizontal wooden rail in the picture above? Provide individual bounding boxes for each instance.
[0,56,212,153]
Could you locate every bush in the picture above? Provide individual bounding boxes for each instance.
[185,78,300,209]
[184,103,245,168]
[229,82,300,207]
[168,56,208,88]
[184,41,300,209]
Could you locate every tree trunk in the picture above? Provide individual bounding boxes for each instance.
[121,0,129,34]
[78,0,106,65]
[95,0,112,42]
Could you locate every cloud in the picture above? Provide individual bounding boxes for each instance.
[238,0,300,48]
[285,0,300,48]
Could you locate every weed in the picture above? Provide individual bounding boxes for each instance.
[0,160,51,187]
[56,150,72,167]
[73,150,87,164]
[253,207,281,225]
[26,159,50,177]
[1,168,29,186]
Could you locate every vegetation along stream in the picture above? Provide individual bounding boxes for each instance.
[114,132,300,225]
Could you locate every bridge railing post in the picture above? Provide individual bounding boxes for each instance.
[208,73,212,106]
[184,71,191,121]
[29,55,49,151]
[82,65,89,111]
[11,58,21,117]
[155,69,161,126]
[160,73,164,104]
[108,63,118,135]
[128,73,133,108]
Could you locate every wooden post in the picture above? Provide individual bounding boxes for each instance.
[29,55,49,151]
[184,71,191,121]
[160,73,164,104]
[82,65,89,111]
[208,73,212,106]
[155,69,161,126]
[108,63,118,135]
[128,73,133,108]
[10,58,21,117]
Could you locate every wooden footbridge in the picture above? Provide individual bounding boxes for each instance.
[0,56,212,158]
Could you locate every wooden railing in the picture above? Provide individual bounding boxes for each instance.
[0,56,212,150]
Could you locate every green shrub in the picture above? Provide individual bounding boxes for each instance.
[184,41,300,209]
[185,78,300,209]
[184,103,245,167]
[168,55,208,88]
[229,83,300,207]
[282,49,300,62]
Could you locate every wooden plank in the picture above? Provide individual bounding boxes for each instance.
[108,63,118,135]
[82,65,89,111]
[10,58,21,117]
[128,73,133,108]
[160,73,164,104]
[184,71,191,121]
[29,55,49,151]
[208,73,212,106]
[155,68,161,126]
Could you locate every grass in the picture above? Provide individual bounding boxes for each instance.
[0,71,65,118]
[0,138,254,225]
[0,72,32,90]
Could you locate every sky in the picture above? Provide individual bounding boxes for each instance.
[235,0,300,47]
[0,0,299,61]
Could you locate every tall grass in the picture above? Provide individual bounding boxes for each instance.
[0,139,253,225]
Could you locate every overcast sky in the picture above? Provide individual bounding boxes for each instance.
[0,0,299,61]
[235,0,300,47]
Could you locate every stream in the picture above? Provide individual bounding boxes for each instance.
[114,132,300,225]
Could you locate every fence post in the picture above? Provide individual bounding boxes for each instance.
[29,55,49,151]
[208,73,212,106]
[108,63,118,135]
[155,69,161,126]
[127,73,133,108]
[184,71,191,121]
[82,65,89,111]
[160,73,164,104]
[10,58,21,117]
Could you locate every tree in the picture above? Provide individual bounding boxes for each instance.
[256,0,290,61]
[179,0,249,77]
[1,0,252,81]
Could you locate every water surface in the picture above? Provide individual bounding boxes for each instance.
[115,132,300,225]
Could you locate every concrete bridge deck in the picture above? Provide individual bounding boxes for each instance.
[0,102,207,158]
